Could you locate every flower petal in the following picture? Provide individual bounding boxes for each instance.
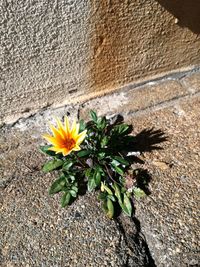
[43,134,62,146]
[49,124,64,141]
[64,116,70,133]
[62,148,72,156]
[72,145,81,151]
[55,117,68,139]
[70,119,76,134]
[75,123,80,135]
[55,117,64,130]
[76,130,87,144]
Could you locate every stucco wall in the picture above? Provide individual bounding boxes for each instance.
[1,0,200,124]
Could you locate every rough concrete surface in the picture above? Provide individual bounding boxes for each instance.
[1,70,200,266]
[0,116,150,266]
[1,0,200,124]
[128,97,200,267]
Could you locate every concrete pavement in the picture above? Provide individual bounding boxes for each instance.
[1,69,199,266]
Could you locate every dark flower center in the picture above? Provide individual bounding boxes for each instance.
[63,138,76,150]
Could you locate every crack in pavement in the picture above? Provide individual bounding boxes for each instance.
[115,216,157,267]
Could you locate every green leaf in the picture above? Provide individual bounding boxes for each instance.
[71,185,78,193]
[88,175,96,192]
[111,159,120,166]
[99,192,107,200]
[101,183,113,195]
[61,192,71,207]
[106,198,114,219]
[101,136,109,148]
[102,199,108,213]
[97,117,107,130]
[69,189,77,198]
[79,119,86,132]
[95,170,101,187]
[49,176,66,195]
[67,174,76,182]
[113,183,123,204]
[40,145,56,157]
[62,161,73,171]
[113,124,130,135]
[123,193,132,217]
[111,164,124,176]
[77,150,91,157]
[90,110,98,123]
[133,187,146,199]
[113,156,129,166]
[107,195,116,202]
[85,168,92,178]
[96,165,104,174]
[42,159,63,173]
[98,152,106,160]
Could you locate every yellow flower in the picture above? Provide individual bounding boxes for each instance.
[43,116,87,156]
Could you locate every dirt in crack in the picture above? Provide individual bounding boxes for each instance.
[115,215,157,267]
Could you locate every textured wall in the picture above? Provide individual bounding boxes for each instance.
[1,0,91,123]
[1,0,200,124]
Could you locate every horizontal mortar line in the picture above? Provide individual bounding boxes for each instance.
[106,65,200,96]
[78,66,200,111]
[2,66,200,128]
[4,90,200,130]
[70,66,200,109]
[123,91,200,118]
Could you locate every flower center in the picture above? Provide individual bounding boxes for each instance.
[63,138,75,150]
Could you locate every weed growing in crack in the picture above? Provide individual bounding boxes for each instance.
[40,110,154,219]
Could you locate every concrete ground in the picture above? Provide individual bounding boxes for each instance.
[0,69,200,267]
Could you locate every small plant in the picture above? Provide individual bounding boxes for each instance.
[40,111,147,219]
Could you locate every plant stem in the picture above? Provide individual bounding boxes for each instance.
[104,164,123,187]
[104,164,116,184]
[74,154,86,168]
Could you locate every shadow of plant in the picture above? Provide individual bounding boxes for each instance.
[108,114,167,198]
[132,128,168,152]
